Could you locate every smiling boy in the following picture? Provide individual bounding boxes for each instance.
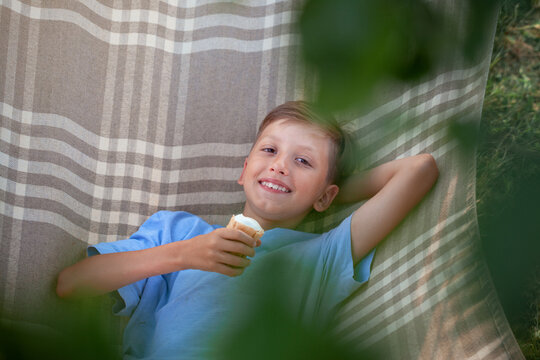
[239,118,340,230]
[56,101,438,359]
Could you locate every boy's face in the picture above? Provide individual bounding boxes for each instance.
[238,119,339,230]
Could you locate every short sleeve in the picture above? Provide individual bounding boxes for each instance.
[87,211,205,316]
[316,215,375,313]
[248,215,375,329]
[89,211,165,256]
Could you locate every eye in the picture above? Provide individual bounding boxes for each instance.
[262,147,276,154]
[295,157,311,166]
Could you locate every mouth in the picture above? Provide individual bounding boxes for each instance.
[259,180,291,193]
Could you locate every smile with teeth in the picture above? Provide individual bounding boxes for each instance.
[260,181,291,193]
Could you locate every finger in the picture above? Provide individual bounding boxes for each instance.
[222,241,255,257]
[219,252,251,268]
[219,228,257,247]
[215,263,244,277]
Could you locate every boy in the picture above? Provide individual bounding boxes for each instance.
[56,101,439,359]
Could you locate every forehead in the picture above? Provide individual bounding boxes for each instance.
[257,118,332,146]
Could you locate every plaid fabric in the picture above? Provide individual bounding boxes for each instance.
[0,1,523,359]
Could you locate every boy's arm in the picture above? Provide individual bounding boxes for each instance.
[336,154,439,265]
[56,228,257,299]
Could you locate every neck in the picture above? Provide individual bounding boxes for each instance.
[241,206,306,231]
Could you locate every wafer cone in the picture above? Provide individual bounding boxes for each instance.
[226,215,264,258]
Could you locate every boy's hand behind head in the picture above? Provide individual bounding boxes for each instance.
[182,228,257,277]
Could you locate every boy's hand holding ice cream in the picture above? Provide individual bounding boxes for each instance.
[177,214,264,277]
[227,214,264,252]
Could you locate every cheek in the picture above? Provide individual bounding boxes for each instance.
[311,174,331,196]
[298,173,323,193]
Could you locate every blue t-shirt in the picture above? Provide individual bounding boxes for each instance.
[89,211,375,359]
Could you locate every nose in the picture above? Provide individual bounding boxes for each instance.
[270,156,288,176]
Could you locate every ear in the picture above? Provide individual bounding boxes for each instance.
[237,159,248,185]
[313,184,339,212]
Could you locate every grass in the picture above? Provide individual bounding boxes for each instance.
[477,0,540,358]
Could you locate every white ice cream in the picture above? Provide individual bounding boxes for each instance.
[234,214,263,232]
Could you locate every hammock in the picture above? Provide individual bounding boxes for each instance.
[0,1,524,358]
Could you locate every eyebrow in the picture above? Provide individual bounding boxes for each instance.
[260,134,318,154]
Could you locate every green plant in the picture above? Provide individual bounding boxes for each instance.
[477,1,540,358]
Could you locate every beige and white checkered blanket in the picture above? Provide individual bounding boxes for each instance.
[0,1,523,358]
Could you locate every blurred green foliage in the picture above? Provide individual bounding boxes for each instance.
[299,0,500,114]
[207,257,378,360]
[476,0,540,358]
[299,0,442,112]
[0,299,121,359]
